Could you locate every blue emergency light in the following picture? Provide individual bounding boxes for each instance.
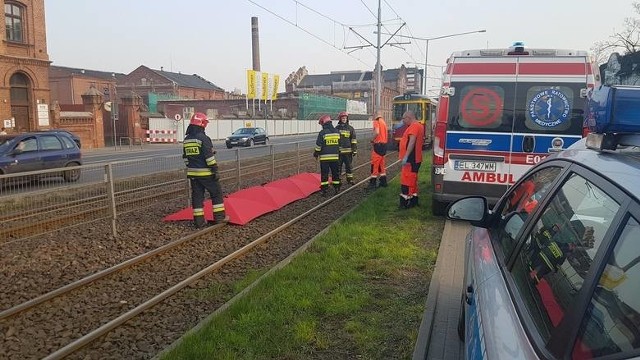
[586,85,640,150]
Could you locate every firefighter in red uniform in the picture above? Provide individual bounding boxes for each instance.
[369,112,388,189]
[335,111,358,185]
[398,110,424,208]
[183,112,228,228]
[314,114,341,196]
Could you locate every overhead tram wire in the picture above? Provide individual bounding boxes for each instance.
[381,0,424,66]
[248,0,372,67]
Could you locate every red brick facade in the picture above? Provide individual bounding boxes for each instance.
[0,0,50,133]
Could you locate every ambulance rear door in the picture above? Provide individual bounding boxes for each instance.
[510,56,588,182]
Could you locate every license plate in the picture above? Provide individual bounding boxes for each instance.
[454,160,496,172]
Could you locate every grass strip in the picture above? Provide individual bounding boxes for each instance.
[162,157,444,360]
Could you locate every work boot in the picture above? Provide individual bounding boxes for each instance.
[333,184,341,195]
[367,178,377,190]
[409,196,419,208]
[320,187,328,197]
[193,215,206,229]
[346,175,355,185]
[399,195,410,209]
[213,214,230,224]
[379,176,388,188]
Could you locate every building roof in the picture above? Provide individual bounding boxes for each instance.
[297,68,403,87]
[49,65,125,81]
[150,67,224,92]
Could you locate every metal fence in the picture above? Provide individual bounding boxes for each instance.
[0,139,367,242]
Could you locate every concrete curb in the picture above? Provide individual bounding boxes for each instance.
[411,220,449,360]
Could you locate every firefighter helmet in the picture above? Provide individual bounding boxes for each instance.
[190,112,209,128]
[318,114,332,125]
[338,111,348,121]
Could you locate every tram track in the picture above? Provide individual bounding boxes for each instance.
[0,157,400,359]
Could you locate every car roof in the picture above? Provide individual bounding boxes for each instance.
[553,144,640,201]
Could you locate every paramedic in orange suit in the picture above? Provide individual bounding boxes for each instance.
[398,110,424,208]
[369,112,388,189]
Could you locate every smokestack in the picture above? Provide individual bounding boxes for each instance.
[251,16,261,71]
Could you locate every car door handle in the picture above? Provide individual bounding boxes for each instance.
[522,135,535,153]
[465,284,474,305]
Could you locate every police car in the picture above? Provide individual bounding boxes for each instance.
[448,85,640,359]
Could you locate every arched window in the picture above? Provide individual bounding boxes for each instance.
[5,2,24,43]
[10,72,29,104]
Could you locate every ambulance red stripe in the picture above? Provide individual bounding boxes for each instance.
[518,63,588,75]
[450,63,516,75]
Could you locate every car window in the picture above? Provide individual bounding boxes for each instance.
[39,135,63,151]
[495,166,564,256]
[16,137,37,152]
[60,135,76,149]
[510,173,620,344]
[573,215,640,358]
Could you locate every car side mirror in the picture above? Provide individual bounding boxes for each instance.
[11,148,23,156]
[446,196,488,226]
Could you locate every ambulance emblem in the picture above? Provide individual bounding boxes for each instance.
[528,89,571,127]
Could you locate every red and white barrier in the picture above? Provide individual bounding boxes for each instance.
[146,129,177,143]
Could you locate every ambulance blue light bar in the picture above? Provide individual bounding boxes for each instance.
[588,85,640,134]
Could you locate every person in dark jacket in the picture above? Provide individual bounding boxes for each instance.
[314,114,341,196]
[335,111,358,185]
[183,112,228,228]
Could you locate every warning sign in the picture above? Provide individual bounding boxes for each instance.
[460,87,503,127]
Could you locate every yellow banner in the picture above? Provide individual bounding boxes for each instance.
[247,70,257,99]
[271,74,279,100]
[261,72,269,101]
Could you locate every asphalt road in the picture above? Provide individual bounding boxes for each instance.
[0,131,373,193]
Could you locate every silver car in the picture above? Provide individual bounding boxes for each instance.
[449,131,640,359]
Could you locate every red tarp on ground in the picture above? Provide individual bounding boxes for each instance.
[163,173,321,225]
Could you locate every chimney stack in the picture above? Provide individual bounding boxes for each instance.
[251,17,261,71]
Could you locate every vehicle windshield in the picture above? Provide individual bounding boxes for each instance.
[233,128,255,135]
[392,103,423,122]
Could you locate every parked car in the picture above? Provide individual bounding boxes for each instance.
[48,129,81,148]
[0,131,82,183]
[225,127,268,148]
[450,85,640,359]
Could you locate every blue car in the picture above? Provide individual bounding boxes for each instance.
[0,131,82,182]
[450,85,640,359]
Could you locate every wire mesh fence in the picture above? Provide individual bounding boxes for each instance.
[0,139,372,242]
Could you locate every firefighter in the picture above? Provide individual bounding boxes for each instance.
[183,112,228,228]
[398,110,424,208]
[369,112,388,189]
[335,111,358,185]
[314,114,341,196]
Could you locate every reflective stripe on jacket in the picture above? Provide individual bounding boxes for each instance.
[314,124,340,162]
[183,128,217,178]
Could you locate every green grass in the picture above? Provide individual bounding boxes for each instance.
[161,157,444,360]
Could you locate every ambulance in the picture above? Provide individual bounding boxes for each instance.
[431,42,600,215]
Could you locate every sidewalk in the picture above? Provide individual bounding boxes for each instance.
[413,220,470,360]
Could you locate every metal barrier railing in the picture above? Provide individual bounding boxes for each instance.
[0,138,372,242]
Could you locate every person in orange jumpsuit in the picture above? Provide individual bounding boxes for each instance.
[398,110,424,208]
[369,112,388,189]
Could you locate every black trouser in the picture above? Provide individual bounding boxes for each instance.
[190,176,226,223]
[320,160,341,192]
[339,152,354,181]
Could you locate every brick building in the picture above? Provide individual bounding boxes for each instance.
[117,65,227,112]
[0,0,50,133]
[49,65,125,105]
[285,65,410,121]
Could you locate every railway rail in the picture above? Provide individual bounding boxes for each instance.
[0,155,400,359]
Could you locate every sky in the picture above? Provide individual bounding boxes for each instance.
[45,1,634,96]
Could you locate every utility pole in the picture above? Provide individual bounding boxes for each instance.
[345,2,408,117]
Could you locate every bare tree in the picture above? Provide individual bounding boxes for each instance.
[591,2,640,64]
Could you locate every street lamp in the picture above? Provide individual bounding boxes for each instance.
[395,30,486,94]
